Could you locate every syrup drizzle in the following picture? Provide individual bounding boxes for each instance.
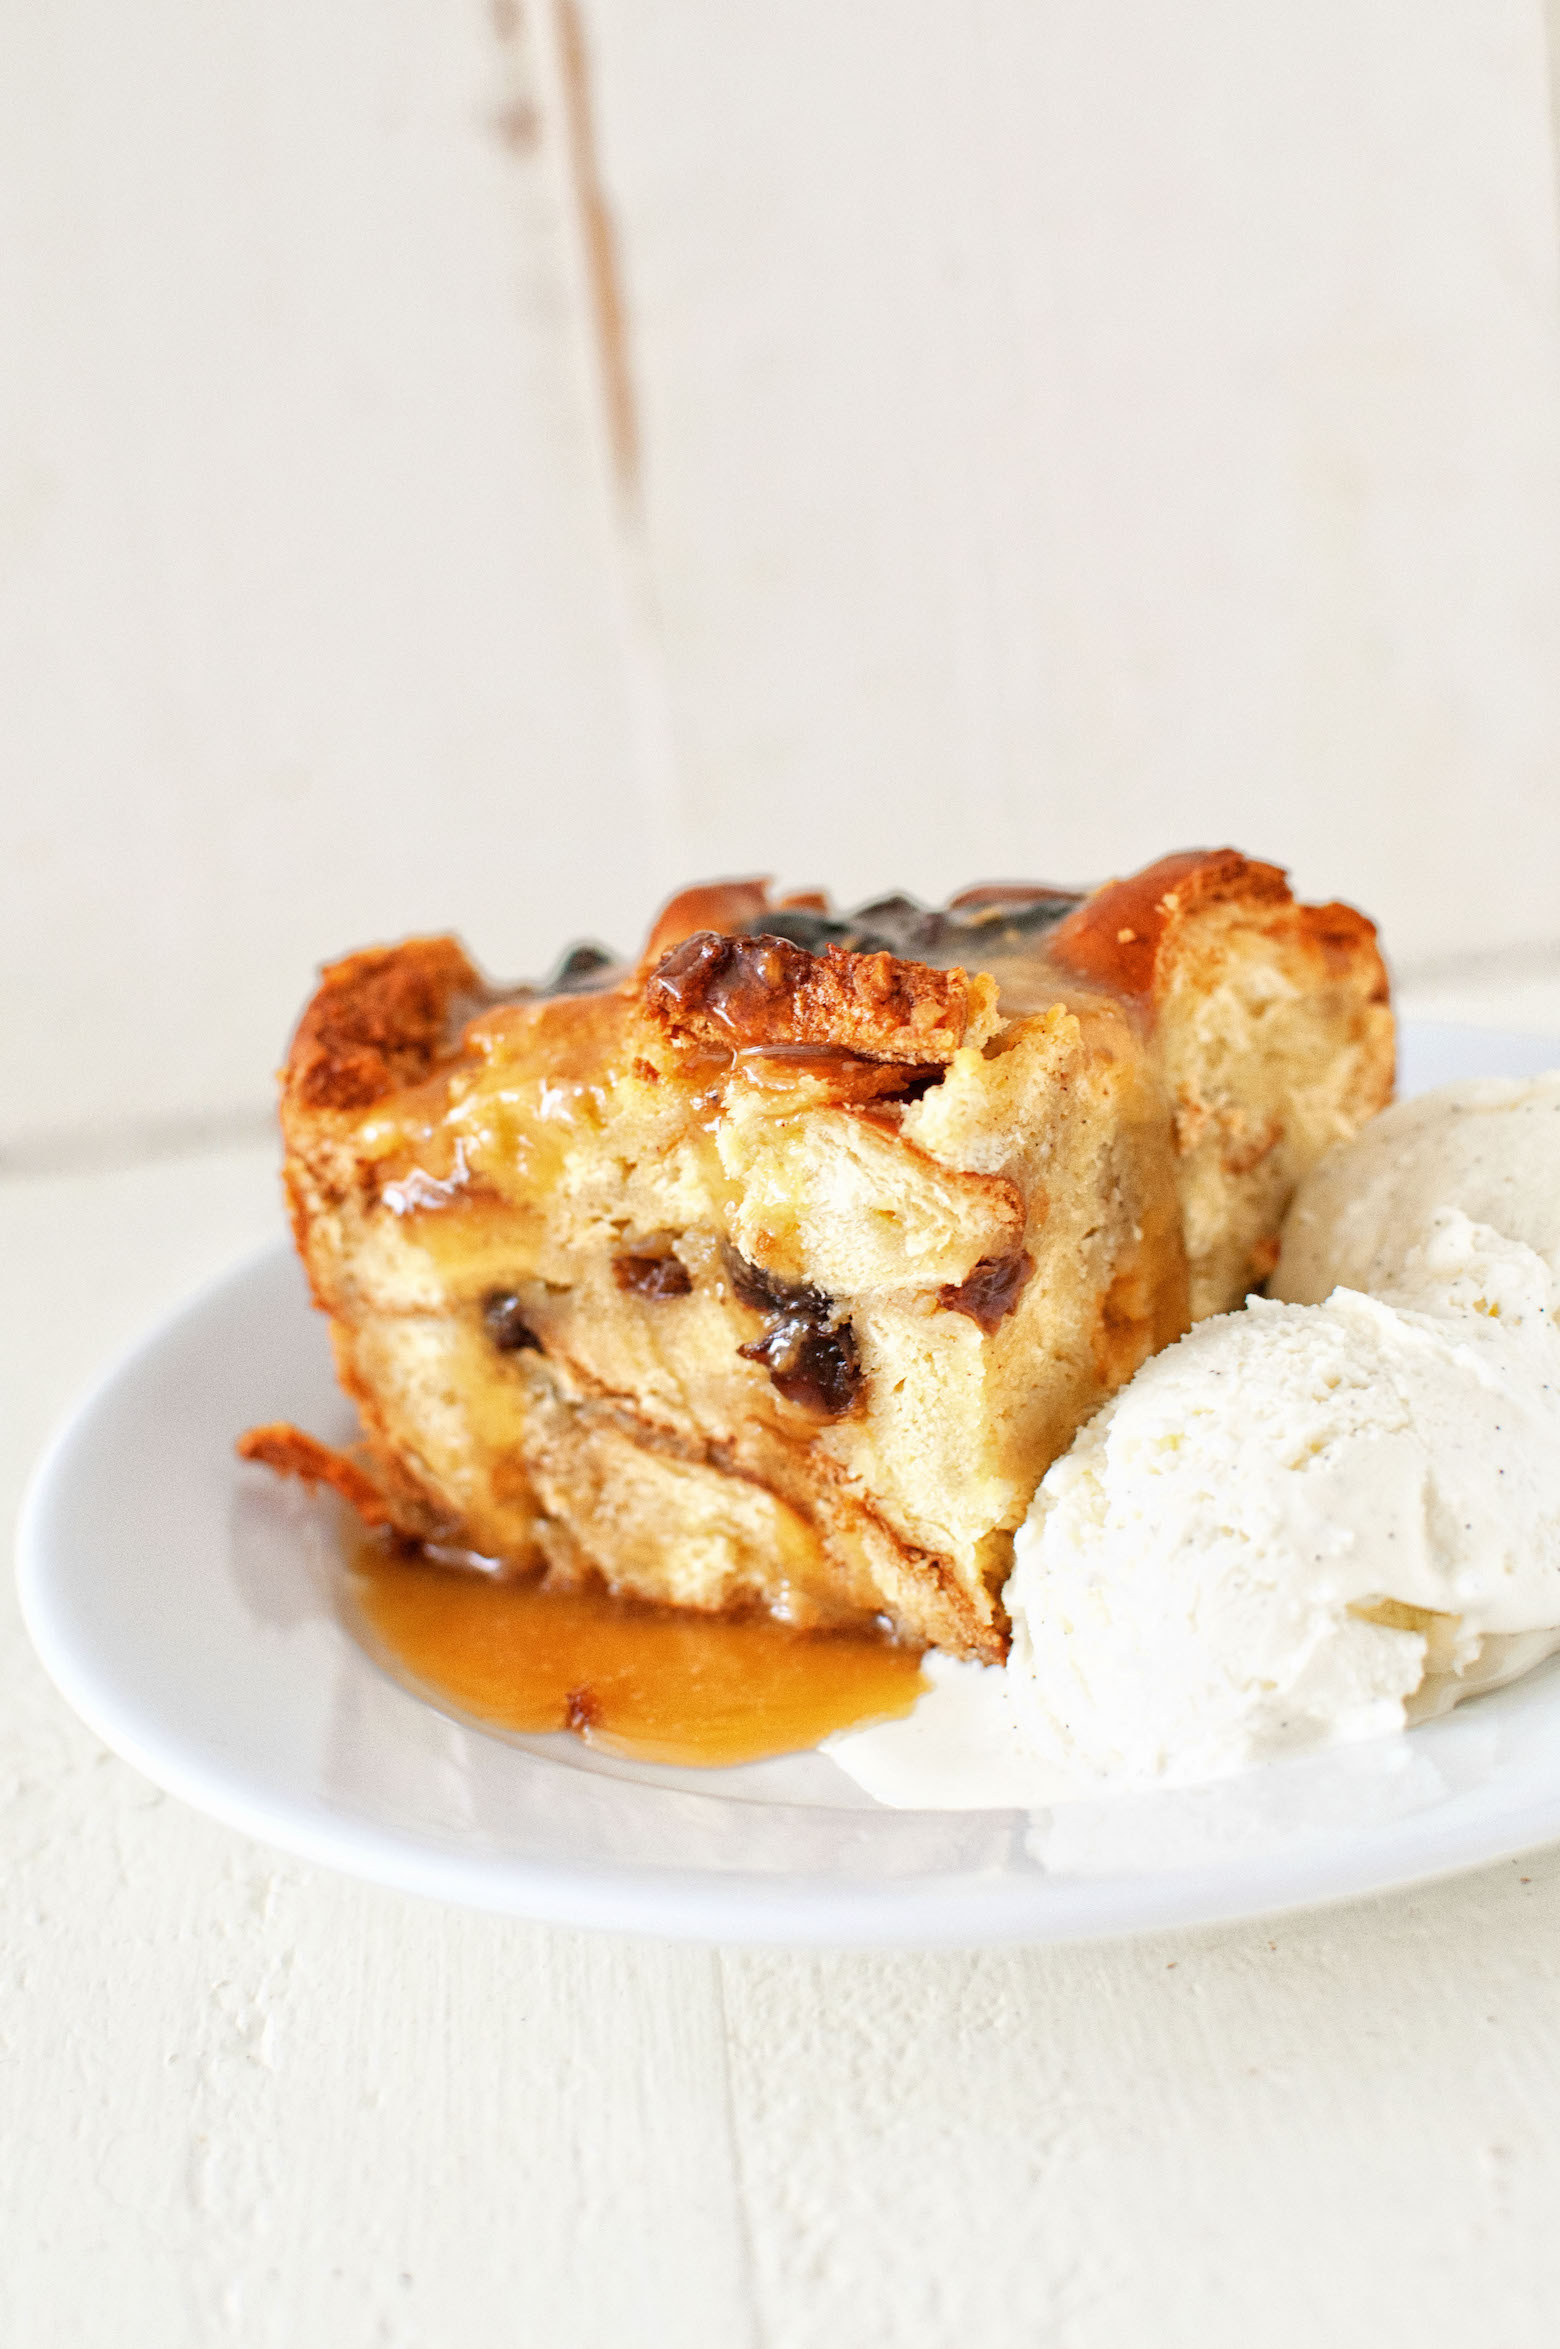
[347,1536,927,1768]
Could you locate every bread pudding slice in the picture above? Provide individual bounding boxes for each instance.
[247,849,1392,1660]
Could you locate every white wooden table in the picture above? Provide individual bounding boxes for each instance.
[9,4,1560,2339]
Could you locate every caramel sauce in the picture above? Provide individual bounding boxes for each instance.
[358,991,639,1197]
[347,1537,927,1767]
[462,986,637,1088]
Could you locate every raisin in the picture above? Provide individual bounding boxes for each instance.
[939,1250,1034,1334]
[724,1246,823,1319]
[483,1291,543,1352]
[886,1066,945,1104]
[542,941,619,994]
[613,1250,692,1300]
[725,1246,863,1416]
[648,931,813,1045]
[733,884,1084,966]
[739,1317,862,1415]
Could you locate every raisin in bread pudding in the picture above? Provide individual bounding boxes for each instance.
[244,849,1392,1660]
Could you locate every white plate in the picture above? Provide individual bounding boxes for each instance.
[18,1023,1560,1946]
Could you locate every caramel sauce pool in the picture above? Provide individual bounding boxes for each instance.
[348,1539,927,1767]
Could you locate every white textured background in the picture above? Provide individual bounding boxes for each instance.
[7,4,1560,2343]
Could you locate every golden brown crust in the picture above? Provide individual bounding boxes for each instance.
[1290,900,1393,999]
[1051,853,1393,1317]
[1046,849,1293,1001]
[284,936,490,1114]
[644,930,990,1064]
[236,1422,400,1526]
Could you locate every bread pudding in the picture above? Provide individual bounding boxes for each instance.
[241,849,1393,1661]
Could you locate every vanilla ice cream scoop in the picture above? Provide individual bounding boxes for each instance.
[1003,1216,1560,1786]
[1273,1073,1560,1305]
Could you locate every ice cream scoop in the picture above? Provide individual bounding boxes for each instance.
[1002,1213,1560,1786]
[1272,1072,1560,1306]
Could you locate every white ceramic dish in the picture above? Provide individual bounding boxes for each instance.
[18,1022,1560,1946]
